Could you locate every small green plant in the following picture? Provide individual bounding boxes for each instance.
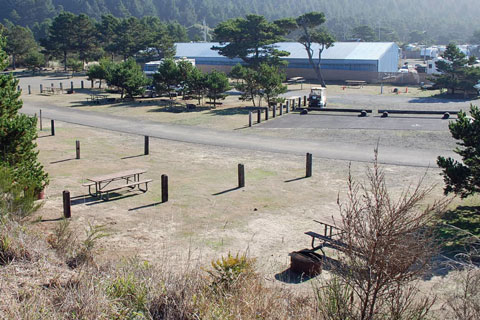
[106,272,149,318]
[208,252,255,290]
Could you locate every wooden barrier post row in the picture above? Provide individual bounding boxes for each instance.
[76,140,80,159]
[257,109,261,123]
[161,174,168,202]
[248,111,252,127]
[63,190,71,218]
[39,109,43,130]
[238,163,245,188]
[306,153,313,177]
[144,136,149,155]
[51,120,55,136]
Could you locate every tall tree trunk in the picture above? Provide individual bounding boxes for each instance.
[63,51,67,72]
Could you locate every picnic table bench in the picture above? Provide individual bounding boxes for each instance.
[86,94,109,104]
[44,87,63,95]
[345,80,366,88]
[83,168,152,200]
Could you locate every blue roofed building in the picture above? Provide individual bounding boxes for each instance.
[174,42,400,82]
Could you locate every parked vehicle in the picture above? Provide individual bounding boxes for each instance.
[308,87,327,108]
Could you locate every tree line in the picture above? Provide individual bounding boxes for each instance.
[2,0,480,44]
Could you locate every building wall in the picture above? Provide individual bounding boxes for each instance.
[377,43,400,72]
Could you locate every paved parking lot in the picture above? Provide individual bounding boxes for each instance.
[257,112,451,131]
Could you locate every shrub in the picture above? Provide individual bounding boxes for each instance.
[207,252,255,290]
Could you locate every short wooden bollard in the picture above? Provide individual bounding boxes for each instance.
[39,109,43,130]
[60,82,63,91]
[265,107,269,121]
[291,99,295,110]
[81,80,84,89]
[248,111,252,127]
[161,174,168,202]
[51,120,55,136]
[257,109,261,123]
[75,140,80,159]
[280,104,283,115]
[286,101,289,113]
[303,96,307,106]
[70,81,74,90]
[28,85,31,94]
[63,190,71,218]
[238,164,245,188]
[306,153,313,177]
[272,105,276,118]
[298,97,302,108]
[91,80,94,88]
[40,84,43,93]
[17,85,21,92]
[144,136,149,155]
[51,83,54,89]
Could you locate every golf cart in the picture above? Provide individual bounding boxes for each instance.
[308,87,327,108]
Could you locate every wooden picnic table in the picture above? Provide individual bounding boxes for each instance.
[44,87,63,94]
[345,80,366,88]
[84,168,152,200]
[87,94,109,103]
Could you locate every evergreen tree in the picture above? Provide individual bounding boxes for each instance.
[437,105,480,198]
[4,24,38,69]
[0,34,48,194]
[186,67,206,105]
[205,70,230,106]
[106,58,150,99]
[432,43,480,96]
[152,58,180,97]
[212,14,290,68]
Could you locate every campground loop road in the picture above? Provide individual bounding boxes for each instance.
[21,101,455,168]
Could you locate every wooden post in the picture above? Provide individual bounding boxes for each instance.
[291,99,295,110]
[28,85,31,94]
[91,80,94,88]
[272,105,276,118]
[286,101,289,113]
[265,107,269,121]
[161,174,168,202]
[280,104,283,115]
[51,120,55,136]
[40,84,43,93]
[17,85,21,92]
[60,82,63,91]
[75,140,80,159]
[248,111,252,127]
[238,164,245,188]
[70,81,74,90]
[63,190,71,218]
[144,136,149,155]
[51,83,54,89]
[81,80,84,89]
[257,109,261,123]
[306,153,312,177]
[39,109,42,130]
[298,97,302,107]
[304,96,307,106]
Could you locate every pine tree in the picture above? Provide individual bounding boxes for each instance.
[437,105,480,198]
[0,34,48,194]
